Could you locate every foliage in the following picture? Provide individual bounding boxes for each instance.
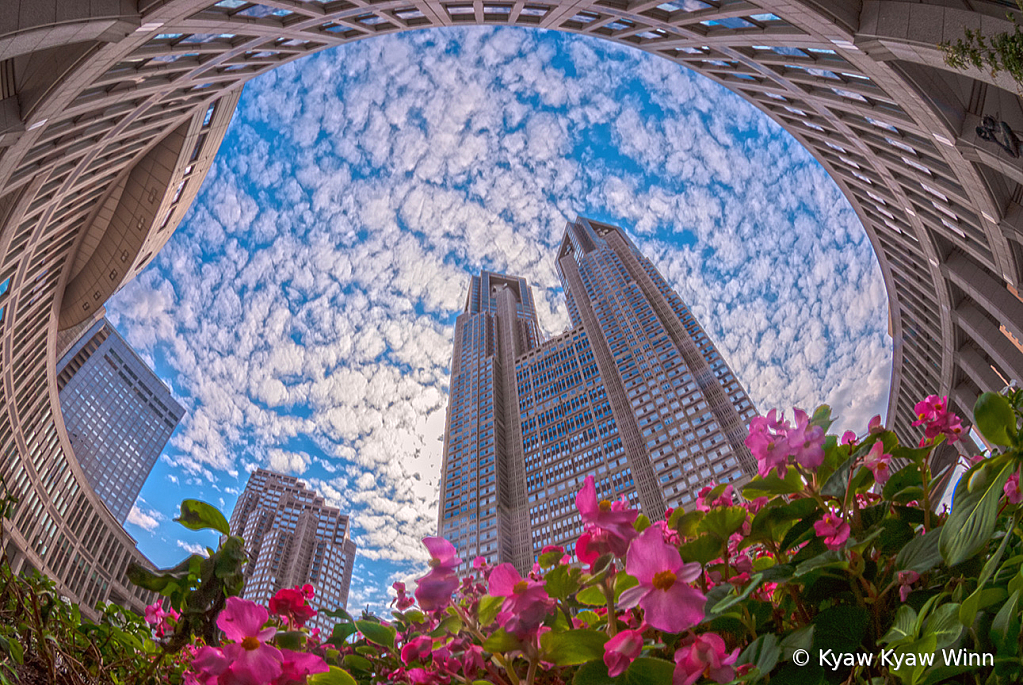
[3,389,1023,685]
[941,1,1023,92]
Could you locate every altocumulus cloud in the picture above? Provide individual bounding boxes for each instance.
[107,27,891,615]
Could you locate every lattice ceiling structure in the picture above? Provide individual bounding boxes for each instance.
[1,0,1021,613]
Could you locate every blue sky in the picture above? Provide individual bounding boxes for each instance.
[106,27,891,615]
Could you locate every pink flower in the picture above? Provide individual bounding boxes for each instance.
[912,396,963,443]
[145,601,181,638]
[813,512,850,550]
[401,636,434,665]
[488,563,553,637]
[216,597,283,685]
[841,431,857,445]
[620,527,705,634]
[268,586,317,628]
[576,529,614,571]
[868,415,884,433]
[576,476,639,555]
[276,649,328,684]
[695,484,734,512]
[673,633,739,685]
[863,442,892,485]
[189,646,230,685]
[898,570,920,603]
[415,538,462,612]
[391,581,415,611]
[1004,471,1022,505]
[745,410,791,477]
[604,629,644,677]
[787,409,825,470]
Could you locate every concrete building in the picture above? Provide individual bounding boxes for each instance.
[439,218,758,571]
[56,317,184,523]
[230,469,357,632]
[1,0,1021,614]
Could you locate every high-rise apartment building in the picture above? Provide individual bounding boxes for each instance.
[438,217,758,572]
[230,469,358,632]
[56,318,185,523]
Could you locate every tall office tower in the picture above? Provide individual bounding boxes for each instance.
[438,217,758,573]
[56,318,184,523]
[229,469,358,632]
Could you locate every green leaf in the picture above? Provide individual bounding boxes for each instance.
[990,589,1021,654]
[308,667,356,685]
[545,565,581,601]
[275,630,305,651]
[624,658,676,685]
[679,533,722,565]
[974,392,1016,446]
[743,469,804,498]
[738,633,780,675]
[880,604,918,646]
[820,450,861,499]
[576,585,606,606]
[923,603,962,650]
[614,572,638,601]
[959,587,1007,627]
[794,550,847,578]
[539,550,564,568]
[891,634,937,685]
[541,629,608,666]
[746,498,819,548]
[175,499,231,535]
[812,605,869,655]
[883,464,924,502]
[483,627,521,653]
[895,527,943,574]
[671,510,704,537]
[698,506,747,541]
[940,460,1015,566]
[343,654,374,672]
[633,514,651,532]
[576,610,600,627]
[779,624,814,659]
[573,660,617,685]
[878,518,916,555]
[328,622,357,646]
[708,573,764,615]
[478,595,503,626]
[355,620,396,649]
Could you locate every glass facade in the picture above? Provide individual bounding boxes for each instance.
[438,218,758,572]
[56,319,184,523]
[230,468,357,633]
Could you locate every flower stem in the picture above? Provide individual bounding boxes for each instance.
[603,576,617,637]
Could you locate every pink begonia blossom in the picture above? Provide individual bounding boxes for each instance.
[1005,472,1022,505]
[898,570,920,603]
[391,581,415,611]
[212,597,283,685]
[620,527,705,634]
[868,415,884,433]
[673,633,739,685]
[145,601,180,638]
[912,395,963,443]
[603,629,644,677]
[695,484,734,512]
[576,529,614,571]
[401,636,434,665]
[745,410,792,477]
[863,441,893,485]
[576,475,638,555]
[268,586,316,628]
[189,646,230,685]
[841,431,858,446]
[415,537,462,612]
[813,512,851,550]
[275,649,328,684]
[787,409,825,470]
[488,563,554,637]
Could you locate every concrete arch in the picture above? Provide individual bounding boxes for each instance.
[0,0,1021,611]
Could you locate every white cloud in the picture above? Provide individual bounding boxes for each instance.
[177,541,209,557]
[126,504,163,532]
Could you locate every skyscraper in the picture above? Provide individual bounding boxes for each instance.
[438,217,758,572]
[56,318,184,523]
[230,469,357,632]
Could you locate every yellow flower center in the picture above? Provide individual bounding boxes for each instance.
[241,636,261,651]
[514,580,528,594]
[652,570,676,591]
[599,500,613,512]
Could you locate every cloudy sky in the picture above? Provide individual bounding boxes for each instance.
[107,27,891,615]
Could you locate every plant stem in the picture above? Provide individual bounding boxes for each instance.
[525,656,539,685]
[603,576,617,637]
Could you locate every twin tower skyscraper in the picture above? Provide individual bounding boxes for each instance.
[438,218,759,573]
